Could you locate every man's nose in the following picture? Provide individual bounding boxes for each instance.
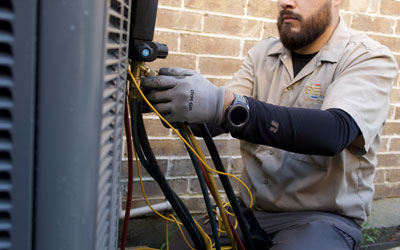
[278,0,297,10]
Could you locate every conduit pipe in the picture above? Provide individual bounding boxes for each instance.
[119,201,172,219]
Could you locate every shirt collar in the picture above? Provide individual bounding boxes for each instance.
[266,17,351,63]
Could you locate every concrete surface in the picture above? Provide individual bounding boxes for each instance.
[370,198,400,228]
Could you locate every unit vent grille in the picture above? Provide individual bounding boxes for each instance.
[0,0,13,249]
[96,0,130,249]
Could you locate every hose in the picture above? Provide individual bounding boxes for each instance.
[184,125,244,250]
[198,123,256,250]
[178,124,221,250]
[132,99,205,250]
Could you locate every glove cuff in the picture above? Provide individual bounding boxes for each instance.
[213,86,226,125]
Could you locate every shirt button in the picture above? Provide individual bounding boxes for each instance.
[269,149,275,155]
[286,86,293,91]
[283,55,287,59]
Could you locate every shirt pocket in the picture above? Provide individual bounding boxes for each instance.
[294,81,329,109]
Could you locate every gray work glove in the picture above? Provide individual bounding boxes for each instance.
[141,67,226,124]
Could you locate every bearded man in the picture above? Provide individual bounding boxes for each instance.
[142,0,398,249]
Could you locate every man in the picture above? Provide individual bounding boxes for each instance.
[142,0,398,249]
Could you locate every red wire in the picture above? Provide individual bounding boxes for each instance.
[195,159,246,250]
[120,104,246,250]
[121,97,134,250]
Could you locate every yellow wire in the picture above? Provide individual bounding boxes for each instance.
[194,219,213,250]
[184,125,237,249]
[223,203,238,230]
[135,148,205,250]
[166,217,169,250]
[134,149,177,223]
[128,68,254,208]
[168,214,196,250]
[131,98,211,250]
[135,248,160,250]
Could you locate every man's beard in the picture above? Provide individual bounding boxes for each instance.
[277,1,332,51]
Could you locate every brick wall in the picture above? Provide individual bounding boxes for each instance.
[121,0,400,213]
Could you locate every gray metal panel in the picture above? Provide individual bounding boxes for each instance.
[35,0,129,249]
[1,0,36,249]
[98,1,131,249]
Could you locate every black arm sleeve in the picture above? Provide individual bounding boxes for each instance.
[231,97,360,156]
[190,123,226,137]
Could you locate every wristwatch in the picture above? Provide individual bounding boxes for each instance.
[222,93,250,132]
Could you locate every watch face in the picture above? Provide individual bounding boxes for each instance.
[224,94,250,131]
[229,105,249,126]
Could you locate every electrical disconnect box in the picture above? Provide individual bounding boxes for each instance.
[1,0,131,249]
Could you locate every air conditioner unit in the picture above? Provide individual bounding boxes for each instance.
[2,0,131,249]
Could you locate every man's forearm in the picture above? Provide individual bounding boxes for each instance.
[231,97,360,156]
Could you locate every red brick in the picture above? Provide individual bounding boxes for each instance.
[159,0,181,7]
[393,55,400,72]
[156,8,202,32]
[143,118,171,136]
[374,183,400,199]
[243,40,259,57]
[389,105,396,120]
[169,179,189,195]
[380,0,400,16]
[121,159,168,179]
[394,74,400,88]
[383,122,400,136]
[352,14,394,34]
[396,21,400,36]
[204,14,263,38]
[387,169,400,182]
[395,107,400,120]
[390,89,400,104]
[187,172,230,194]
[180,34,241,57]
[122,197,166,209]
[369,35,400,53]
[230,158,244,174]
[263,22,279,38]
[149,138,189,156]
[130,180,164,198]
[153,30,179,52]
[169,158,197,177]
[189,177,203,194]
[389,138,400,151]
[247,0,278,19]
[148,54,197,71]
[180,196,207,212]
[340,0,370,12]
[184,0,246,15]
[207,78,229,87]
[340,13,352,27]
[374,169,386,184]
[378,138,388,153]
[199,57,242,76]
[377,153,400,167]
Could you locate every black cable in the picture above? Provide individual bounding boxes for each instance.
[178,124,221,250]
[198,123,259,250]
[133,100,206,250]
[130,100,155,180]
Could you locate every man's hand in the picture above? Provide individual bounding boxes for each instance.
[141,67,226,124]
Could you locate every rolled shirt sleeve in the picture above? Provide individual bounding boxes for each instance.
[321,42,398,155]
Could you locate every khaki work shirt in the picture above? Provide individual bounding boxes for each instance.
[226,19,398,225]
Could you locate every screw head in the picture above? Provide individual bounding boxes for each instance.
[142,48,151,57]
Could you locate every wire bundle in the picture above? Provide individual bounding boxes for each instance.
[121,66,264,250]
